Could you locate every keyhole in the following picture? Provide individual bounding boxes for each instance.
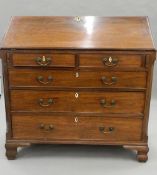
[75,72,79,78]
[75,92,79,98]
[109,57,112,62]
[42,56,46,62]
[74,117,78,123]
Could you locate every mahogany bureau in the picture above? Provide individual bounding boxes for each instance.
[0,16,156,161]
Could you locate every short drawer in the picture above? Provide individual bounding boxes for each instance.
[12,114,142,141]
[79,54,145,68]
[9,69,146,88]
[11,90,145,114]
[11,53,75,67]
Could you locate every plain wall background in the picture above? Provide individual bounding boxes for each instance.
[0,0,156,97]
[0,2,157,174]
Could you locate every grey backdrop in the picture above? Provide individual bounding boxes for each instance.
[0,1,157,174]
[0,0,156,98]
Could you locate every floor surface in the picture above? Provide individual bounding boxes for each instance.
[0,94,157,175]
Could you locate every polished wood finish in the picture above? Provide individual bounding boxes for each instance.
[79,54,145,68]
[12,115,142,141]
[0,16,156,161]
[12,53,75,67]
[1,16,155,50]
[5,144,17,160]
[9,69,146,89]
[11,90,145,114]
[123,145,149,162]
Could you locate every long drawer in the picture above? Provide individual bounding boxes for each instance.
[12,114,142,141]
[10,90,145,114]
[9,69,146,88]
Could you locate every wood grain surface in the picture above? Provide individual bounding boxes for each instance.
[1,16,155,50]
[12,114,142,141]
[0,16,156,161]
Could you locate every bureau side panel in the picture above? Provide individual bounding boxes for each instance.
[1,50,12,139]
[142,51,156,141]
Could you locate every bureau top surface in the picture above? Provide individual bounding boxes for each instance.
[0,16,155,50]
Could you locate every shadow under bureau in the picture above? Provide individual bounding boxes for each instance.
[0,16,156,161]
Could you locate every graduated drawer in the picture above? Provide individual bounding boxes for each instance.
[11,90,145,114]
[9,69,146,88]
[11,53,75,67]
[79,53,145,68]
[12,114,142,141]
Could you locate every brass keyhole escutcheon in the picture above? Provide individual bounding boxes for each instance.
[108,57,112,62]
[75,72,79,78]
[75,92,79,98]
[74,117,79,123]
[35,56,51,66]
[75,16,81,22]
[102,57,118,67]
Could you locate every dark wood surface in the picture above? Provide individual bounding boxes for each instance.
[12,53,75,67]
[79,53,145,68]
[0,16,156,161]
[10,52,145,68]
[0,16,155,50]
[10,90,145,114]
[9,69,146,88]
[12,115,142,141]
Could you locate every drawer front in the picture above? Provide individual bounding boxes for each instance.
[79,54,145,68]
[11,90,145,114]
[11,53,75,67]
[12,115,142,141]
[9,69,146,88]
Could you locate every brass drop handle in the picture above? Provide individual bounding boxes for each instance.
[99,126,115,134]
[101,76,117,85]
[35,56,51,66]
[102,57,118,67]
[40,124,54,131]
[37,76,53,85]
[100,99,116,108]
[39,98,54,107]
